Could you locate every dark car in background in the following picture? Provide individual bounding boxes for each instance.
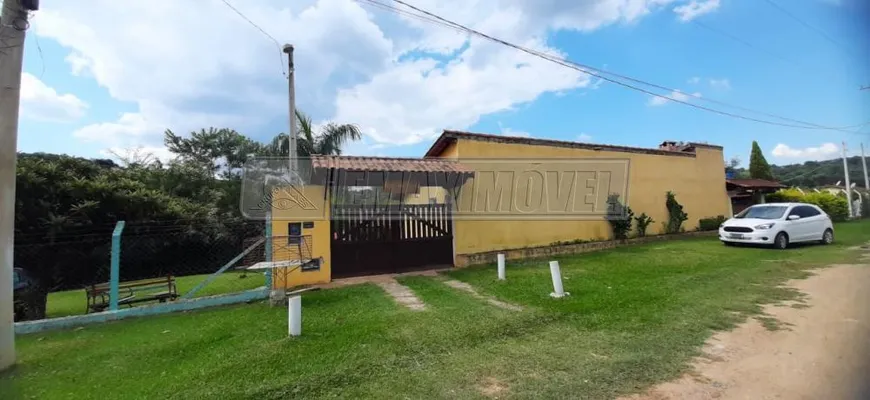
[14,268,45,321]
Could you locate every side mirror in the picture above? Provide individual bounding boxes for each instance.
[787,215,800,221]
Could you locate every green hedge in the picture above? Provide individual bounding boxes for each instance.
[698,215,727,231]
[766,189,849,222]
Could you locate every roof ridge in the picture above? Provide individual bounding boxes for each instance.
[312,154,458,162]
[427,130,712,158]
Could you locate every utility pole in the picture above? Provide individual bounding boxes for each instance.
[283,44,297,181]
[861,143,869,190]
[269,44,296,307]
[842,142,854,219]
[0,0,35,371]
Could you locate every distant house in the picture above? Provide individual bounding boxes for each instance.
[726,178,786,214]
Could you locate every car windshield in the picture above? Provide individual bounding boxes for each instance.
[735,205,788,220]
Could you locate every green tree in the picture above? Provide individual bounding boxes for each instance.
[749,141,774,180]
[164,128,264,179]
[265,110,362,157]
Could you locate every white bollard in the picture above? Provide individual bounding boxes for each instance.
[497,253,506,280]
[288,295,302,336]
[549,261,569,298]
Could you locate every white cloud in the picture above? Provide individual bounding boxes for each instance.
[576,133,593,142]
[497,122,532,138]
[771,143,839,160]
[709,78,731,90]
[647,89,702,106]
[34,0,683,151]
[687,76,700,84]
[673,0,720,22]
[19,73,88,122]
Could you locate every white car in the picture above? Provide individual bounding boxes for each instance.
[719,203,834,249]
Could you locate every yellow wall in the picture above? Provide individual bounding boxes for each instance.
[404,142,456,204]
[440,141,459,159]
[270,185,331,288]
[404,186,449,204]
[447,139,730,256]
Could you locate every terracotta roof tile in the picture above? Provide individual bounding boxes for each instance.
[311,155,473,173]
[726,179,786,189]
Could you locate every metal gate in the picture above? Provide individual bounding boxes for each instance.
[330,204,454,278]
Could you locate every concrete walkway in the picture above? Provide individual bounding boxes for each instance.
[442,280,523,311]
[375,278,426,311]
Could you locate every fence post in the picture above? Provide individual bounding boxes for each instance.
[264,211,273,289]
[497,253,506,281]
[109,221,126,311]
[549,260,568,298]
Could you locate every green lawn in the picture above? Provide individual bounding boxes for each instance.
[45,271,267,319]
[2,221,868,399]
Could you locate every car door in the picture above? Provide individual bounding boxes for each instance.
[785,206,813,241]
[799,205,826,240]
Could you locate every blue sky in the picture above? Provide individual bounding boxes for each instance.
[15,0,870,167]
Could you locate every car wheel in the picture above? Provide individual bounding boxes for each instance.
[821,229,834,245]
[774,232,789,250]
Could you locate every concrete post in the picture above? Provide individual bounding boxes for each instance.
[0,0,30,370]
[109,221,126,311]
[843,142,854,218]
[288,295,301,336]
[497,253,505,280]
[549,261,568,298]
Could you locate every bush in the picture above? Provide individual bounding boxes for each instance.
[606,194,633,240]
[698,215,727,231]
[665,191,688,234]
[765,188,803,203]
[802,192,849,222]
[862,194,870,219]
[766,189,849,222]
[634,213,654,237]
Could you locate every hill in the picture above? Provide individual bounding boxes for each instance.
[731,156,868,188]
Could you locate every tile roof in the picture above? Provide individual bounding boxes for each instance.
[425,130,723,158]
[311,155,473,173]
[726,179,786,189]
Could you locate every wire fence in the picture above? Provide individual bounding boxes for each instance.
[13,219,269,321]
[120,220,265,281]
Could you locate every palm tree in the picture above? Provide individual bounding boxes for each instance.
[267,111,362,157]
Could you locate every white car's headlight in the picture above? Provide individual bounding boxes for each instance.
[754,223,775,230]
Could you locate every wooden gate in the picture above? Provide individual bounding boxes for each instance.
[330,204,453,278]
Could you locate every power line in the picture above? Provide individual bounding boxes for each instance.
[28,13,44,79]
[762,0,856,59]
[356,0,465,34]
[690,19,808,71]
[218,0,287,77]
[381,0,867,134]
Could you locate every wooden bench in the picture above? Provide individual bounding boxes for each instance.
[86,276,178,313]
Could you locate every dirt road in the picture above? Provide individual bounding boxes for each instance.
[627,263,870,400]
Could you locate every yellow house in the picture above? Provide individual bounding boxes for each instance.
[424,130,731,265]
[269,130,730,288]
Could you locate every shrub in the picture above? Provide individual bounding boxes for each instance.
[765,188,849,222]
[665,191,688,234]
[765,188,803,203]
[862,192,870,219]
[634,213,654,237]
[802,192,849,222]
[698,215,727,231]
[606,194,633,240]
